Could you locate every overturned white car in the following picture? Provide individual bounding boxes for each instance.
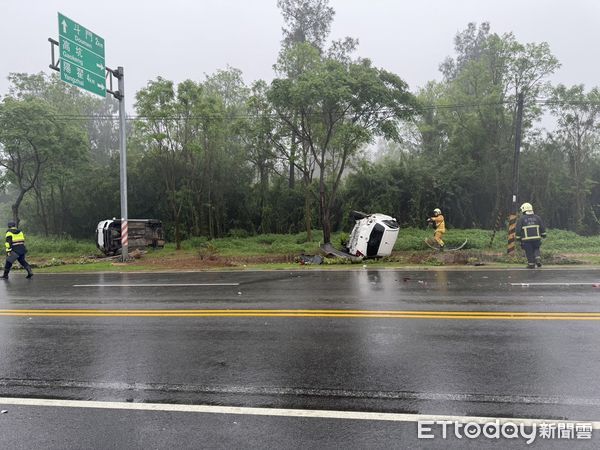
[321,211,400,260]
[346,211,400,258]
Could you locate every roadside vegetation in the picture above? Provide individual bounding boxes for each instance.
[26,228,600,273]
[2,2,600,272]
[2,2,600,254]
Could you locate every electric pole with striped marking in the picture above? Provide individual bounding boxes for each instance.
[507,93,524,255]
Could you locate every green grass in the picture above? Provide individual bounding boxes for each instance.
[24,228,600,256]
[394,227,600,253]
[169,231,327,256]
[27,235,99,256]
[22,227,600,273]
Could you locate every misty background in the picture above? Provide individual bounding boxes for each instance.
[2,0,598,113]
[0,0,599,246]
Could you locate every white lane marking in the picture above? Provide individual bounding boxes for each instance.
[511,282,600,287]
[3,379,600,406]
[73,283,240,287]
[0,397,598,427]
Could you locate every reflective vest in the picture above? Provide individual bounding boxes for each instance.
[516,214,546,241]
[5,228,25,252]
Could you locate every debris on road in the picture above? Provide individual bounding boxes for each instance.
[296,254,324,265]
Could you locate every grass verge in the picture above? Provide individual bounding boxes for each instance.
[24,227,600,273]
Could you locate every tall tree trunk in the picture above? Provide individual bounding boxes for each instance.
[50,186,57,235]
[208,190,214,239]
[175,214,181,250]
[319,177,329,243]
[322,206,331,245]
[289,135,296,189]
[304,186,312,242]
[33,186,49,236]
[58,182,67,234]
[11,187,28,225]
[259,164,269,233]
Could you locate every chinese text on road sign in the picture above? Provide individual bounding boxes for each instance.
[58,13,105,97]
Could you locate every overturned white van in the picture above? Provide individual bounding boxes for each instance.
[96,219,165,256]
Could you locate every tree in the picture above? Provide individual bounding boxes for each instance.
[0,96,85,226]
[277,0,343,191]
[270,53,417,243]
[548,84,600,232]
[414,23,560,227]
[2,72,115,237]
[135,78,194,249]
[271,43,323,238]
[134,76,247,245]
[518,135,571,228]
[238,81,279,233]
[202,68,253,237]
[277,0,335,51]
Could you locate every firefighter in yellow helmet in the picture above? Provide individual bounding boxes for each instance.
[427,208,446,250]
[516,202,546,269]
[2,221,33,279]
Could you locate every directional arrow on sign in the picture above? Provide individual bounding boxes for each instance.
[61,19,67,34]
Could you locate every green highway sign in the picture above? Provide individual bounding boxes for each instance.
[58,13,106,97]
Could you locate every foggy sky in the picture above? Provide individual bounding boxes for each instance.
[1,0,598,114]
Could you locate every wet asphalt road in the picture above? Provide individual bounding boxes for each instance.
[0,268,599,448]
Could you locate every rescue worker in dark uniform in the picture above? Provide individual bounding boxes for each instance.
[516,202,546,269]
[2,221,33,279]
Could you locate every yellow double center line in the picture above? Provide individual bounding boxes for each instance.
[1,309,600,320]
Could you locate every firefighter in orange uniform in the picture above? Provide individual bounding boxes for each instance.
[427,208,446,250]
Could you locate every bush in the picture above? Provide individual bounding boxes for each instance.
[197,242,219,260]
[229,228,250,238]
[179,236,209,250]
[256,235,277,245]
[27,235,98,256]
[338,232,349,248]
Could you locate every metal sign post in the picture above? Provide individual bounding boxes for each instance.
[49,13,128,261]
[106,67,129,261]
[119,71,128,262]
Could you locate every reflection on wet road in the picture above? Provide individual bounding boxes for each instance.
[0,268,599,448]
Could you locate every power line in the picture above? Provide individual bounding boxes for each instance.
[4,99,600,123]
[535,99,600,106]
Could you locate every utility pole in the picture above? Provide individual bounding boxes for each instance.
[107,67,129,261]
[507,92,524,255]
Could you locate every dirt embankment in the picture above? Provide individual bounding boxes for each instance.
[31,248,587,271]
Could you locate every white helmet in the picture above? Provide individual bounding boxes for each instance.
[520,202,533,214]
[433,208,441,215]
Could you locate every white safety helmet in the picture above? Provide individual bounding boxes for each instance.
[520,202,533,214]
[433,208,441,215]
